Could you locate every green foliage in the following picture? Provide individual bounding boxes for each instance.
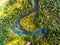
[8,0,17,5]
[33,0,60,45]
[0,0,60,45]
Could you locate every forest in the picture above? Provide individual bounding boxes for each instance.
[0,0,60,45]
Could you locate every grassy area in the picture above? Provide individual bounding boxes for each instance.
[20,13,37,31]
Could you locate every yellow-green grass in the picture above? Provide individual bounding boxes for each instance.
[20,13,38,31]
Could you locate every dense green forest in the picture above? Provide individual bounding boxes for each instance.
[0,0,60,45]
